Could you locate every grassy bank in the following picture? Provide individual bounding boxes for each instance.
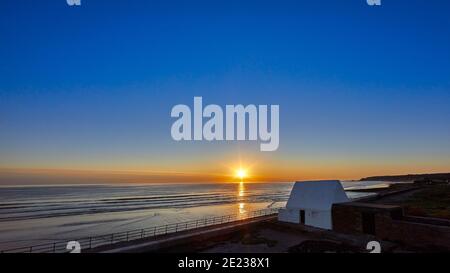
[373,184,450,220]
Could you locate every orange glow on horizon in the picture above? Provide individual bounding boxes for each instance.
[2,156,450,185]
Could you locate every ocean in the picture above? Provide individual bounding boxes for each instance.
[0,181,390,250]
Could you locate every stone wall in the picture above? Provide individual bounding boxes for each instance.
[332,202,450,251]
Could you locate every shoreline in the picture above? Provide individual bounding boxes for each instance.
[1,181,447,253]
[92,183,450,253]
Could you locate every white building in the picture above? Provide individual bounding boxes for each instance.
[278,180,349,229]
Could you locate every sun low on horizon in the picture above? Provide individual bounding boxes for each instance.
[235,168,248,181]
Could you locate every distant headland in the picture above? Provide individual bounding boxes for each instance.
[360,172,450,182]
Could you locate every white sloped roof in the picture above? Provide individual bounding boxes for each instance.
[286,180,349,210]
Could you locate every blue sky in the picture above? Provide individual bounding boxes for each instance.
[0,0,449,182]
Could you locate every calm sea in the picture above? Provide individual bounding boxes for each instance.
[0,181,390,249]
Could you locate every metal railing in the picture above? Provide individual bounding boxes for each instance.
[0,207,279,253]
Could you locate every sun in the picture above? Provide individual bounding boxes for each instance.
[235,168,247,180]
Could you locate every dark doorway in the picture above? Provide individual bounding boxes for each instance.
[300,210,305,224]
[362,212,375,235]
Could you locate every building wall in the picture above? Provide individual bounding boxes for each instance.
[278,208,332,229]
[307,210,332,230]
[332,204,364,233]
[332,203,450,251]
[375,214,450,250]
[278,208,300,224]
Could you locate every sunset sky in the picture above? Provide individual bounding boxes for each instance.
[1,0,450,184]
